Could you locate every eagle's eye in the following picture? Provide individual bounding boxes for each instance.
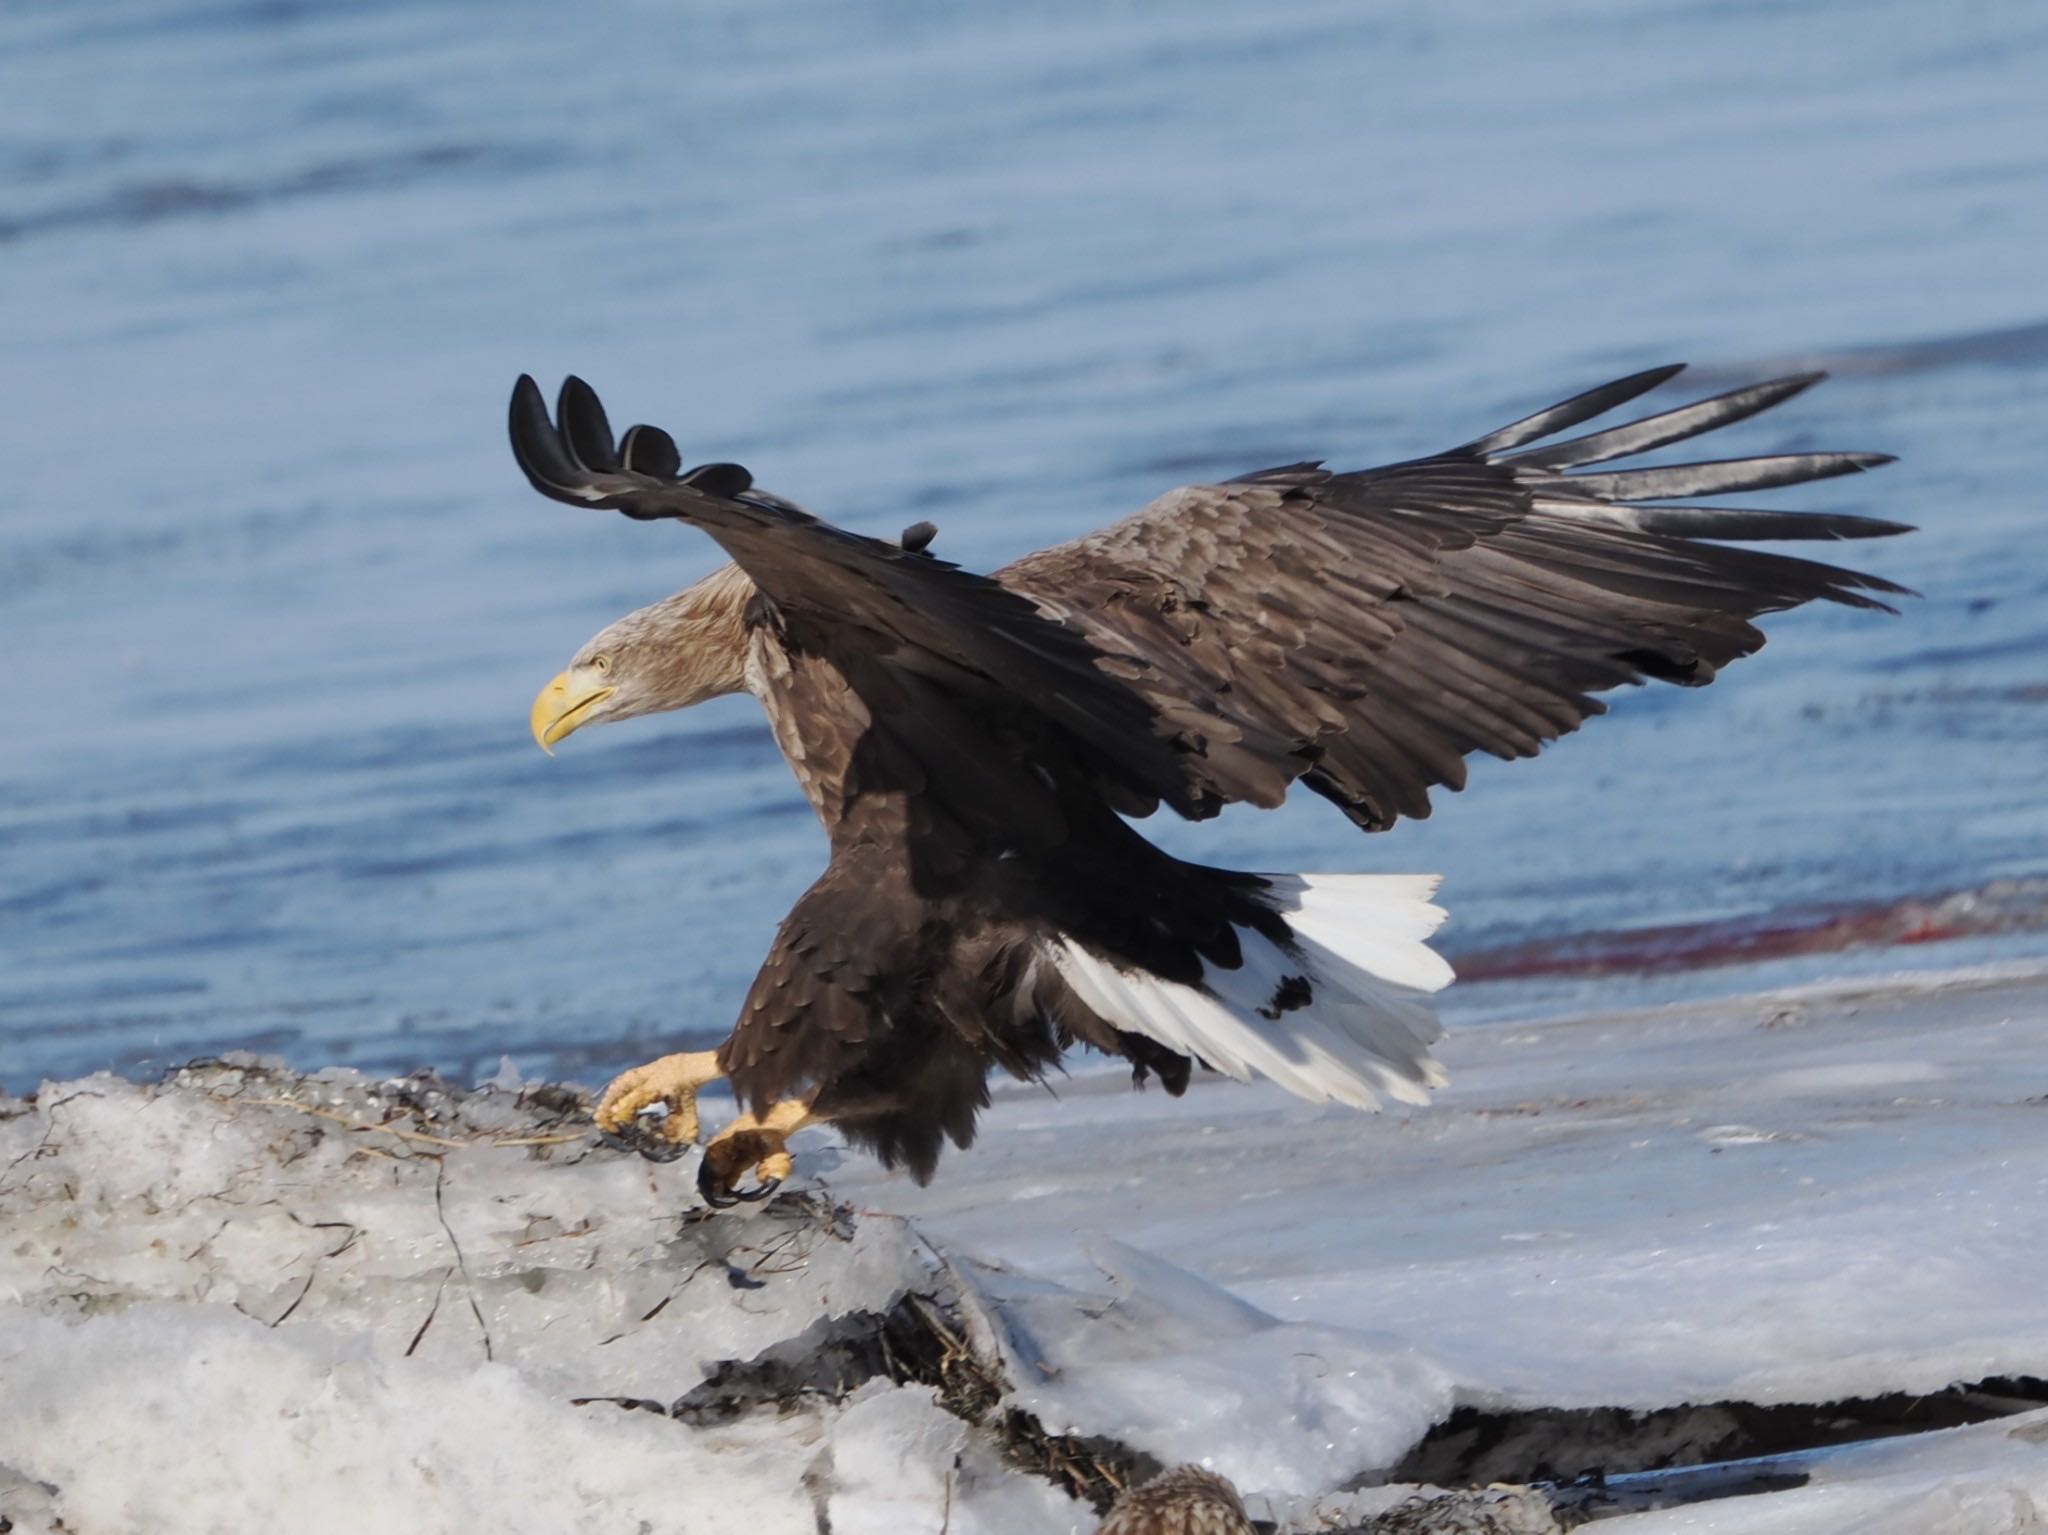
[592,654,612,674]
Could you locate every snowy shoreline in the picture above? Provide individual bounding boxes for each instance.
[4,961,2047,1533]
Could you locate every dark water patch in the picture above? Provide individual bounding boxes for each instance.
[0,973,213,1010]
[811,353,1124,410]
[288,926,543,962]
[0,134,137,190]
[216,716,789,791]
[1696,317,2048,384]
[0,503,319,596]
[0,875,110,917]
[904,478,1007,515]
[17,0,437,50]
[231,728,514,782]
[78,923,292,963]
[1801,679,2048,709]
[1788,675,2048,748]
[1872,627,2048,671]
[1132,443,1329,481]
[0,800,256,847]
[1906,21,2048,74]
[1893,154,2048,192]
[540,720,788,777]
[0,142,542,246]
[281,797,808,884]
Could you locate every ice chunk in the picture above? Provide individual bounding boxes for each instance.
[955,1238,1457,1497]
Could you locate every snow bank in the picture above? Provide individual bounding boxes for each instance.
[0,1305,819,1535]
[0,1063,923,1397]
[0,1062,1084,1535]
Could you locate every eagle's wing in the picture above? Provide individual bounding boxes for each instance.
[997,365,1911,829]
[510,374,1200,817]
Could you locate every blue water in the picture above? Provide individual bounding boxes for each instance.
[4,0,2046,1090]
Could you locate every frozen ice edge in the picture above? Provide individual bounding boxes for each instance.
[3,959,2047,1534]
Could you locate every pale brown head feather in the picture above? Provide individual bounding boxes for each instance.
[570,561,758,723]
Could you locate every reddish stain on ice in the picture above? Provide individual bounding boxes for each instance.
[1449,879,2048,982]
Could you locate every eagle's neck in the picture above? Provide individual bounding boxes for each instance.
[641,561,755,710]
[745,627,874,840]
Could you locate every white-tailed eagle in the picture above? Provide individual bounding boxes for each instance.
[511,366,1906,1203]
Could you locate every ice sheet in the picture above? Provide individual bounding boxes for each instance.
[841,963,2048,1416]
[6,964,2048,1532]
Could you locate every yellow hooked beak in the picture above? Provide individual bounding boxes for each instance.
[530,669,616,753]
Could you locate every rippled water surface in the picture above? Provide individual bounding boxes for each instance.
[4,0,2047,1088]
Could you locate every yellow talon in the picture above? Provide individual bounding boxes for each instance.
[593,1049,724,1146]
[698,1096,814,1206]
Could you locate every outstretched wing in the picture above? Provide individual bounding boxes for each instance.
[509,374,1201,818]
[998,365,1911,830]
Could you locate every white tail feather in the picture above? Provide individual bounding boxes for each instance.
[1047,873,1453,1111]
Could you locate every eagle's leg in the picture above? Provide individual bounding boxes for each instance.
[698,1095,817,1207]
[593,1050,724,1153]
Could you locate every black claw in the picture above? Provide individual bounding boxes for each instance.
[695,1158,783,1209]
[596,1124,691,1164]
[697,1158,741,1208]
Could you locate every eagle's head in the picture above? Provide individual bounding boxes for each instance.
[530,561,756,751]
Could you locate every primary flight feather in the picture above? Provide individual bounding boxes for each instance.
[511,365,1907,1204]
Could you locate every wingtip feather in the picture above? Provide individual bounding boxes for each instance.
[556,375,619,473]
[620,422,682,480]
[1463,362,1689,457]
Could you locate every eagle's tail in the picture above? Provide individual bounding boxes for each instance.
[1047,873,1452,1110]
